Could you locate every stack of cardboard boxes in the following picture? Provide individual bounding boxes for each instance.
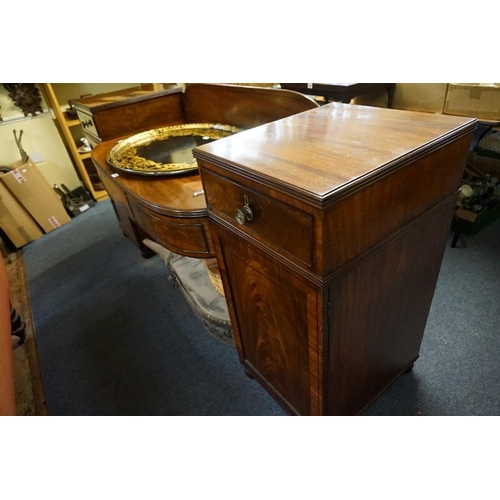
[443,83,500,234]
[443,83,500,121]
[0,158,71,251]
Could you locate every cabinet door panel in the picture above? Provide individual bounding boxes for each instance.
[217,228,319,415]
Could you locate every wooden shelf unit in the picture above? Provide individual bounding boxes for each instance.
[65,117,81,128]
[41,83,108,202]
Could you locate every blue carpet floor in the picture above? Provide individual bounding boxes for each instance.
[24,200,284,415]
[24,200,500,415]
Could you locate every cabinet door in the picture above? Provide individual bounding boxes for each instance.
[213,225,321,416]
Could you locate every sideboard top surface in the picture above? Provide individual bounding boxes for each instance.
[72,85,182,112]
[194,103,476,206]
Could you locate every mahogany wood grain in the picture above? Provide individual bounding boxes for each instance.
[201,169,314,267]
[73,86,184,143]
[198,158,324,285]
[194,103,475,208]
[129,199,213,258]
[212,223,320,416]
[321,131,473,275]
[326,199,456,415]
[195,103,476,415]
[183,83,319,129]
[96,166,158,257]
[93,94,184,142]
[199,131,473,280]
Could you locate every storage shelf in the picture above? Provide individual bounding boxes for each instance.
[42,84,108,204]
[66,117,80,128]
[94,190,109,202]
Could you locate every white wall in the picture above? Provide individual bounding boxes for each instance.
[1,84,142,191]
[0,86,81,189]
[353,83,448,113]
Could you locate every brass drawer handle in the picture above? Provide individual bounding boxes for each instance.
[235,195,253,225]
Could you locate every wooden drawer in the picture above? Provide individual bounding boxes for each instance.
[202,169,314,267]
[129,199,213,258]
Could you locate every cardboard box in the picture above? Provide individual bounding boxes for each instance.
[0,159,71,233]
[468,151,500,176]
[443,83,500,121]
[0,182,43,248]
[456,203,500,235]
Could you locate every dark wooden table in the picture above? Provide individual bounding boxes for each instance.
[280,83,396,107]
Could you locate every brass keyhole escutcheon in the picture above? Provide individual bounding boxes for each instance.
[243,195,253,221]
[235,209,246,225]
[235,195,253,225]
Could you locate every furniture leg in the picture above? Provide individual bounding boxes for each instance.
[451,211,461,248]
[404,362,414,373]
[387,83,396,108]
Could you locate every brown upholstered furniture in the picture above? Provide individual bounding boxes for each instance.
[0,257,16,416]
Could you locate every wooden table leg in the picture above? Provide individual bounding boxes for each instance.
[451,211,461,248]
[387,83,396,108]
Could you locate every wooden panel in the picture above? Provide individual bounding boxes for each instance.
[215,226,319,416]
[326,200,456,416]
[322,133,472,274]
[183,83,319,129]
[97,172,138,243]
[92,92,184,142]
[129,200,213,258]
[202,169,314,267]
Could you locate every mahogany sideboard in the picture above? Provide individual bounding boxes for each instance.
[194,104,476,416]
[88,84,319,258]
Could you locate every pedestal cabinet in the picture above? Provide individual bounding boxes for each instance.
[194,103,476,416]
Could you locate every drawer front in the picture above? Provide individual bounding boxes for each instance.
[129,200,213,258]
[76,110,100,141]
[202,169,313,267]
